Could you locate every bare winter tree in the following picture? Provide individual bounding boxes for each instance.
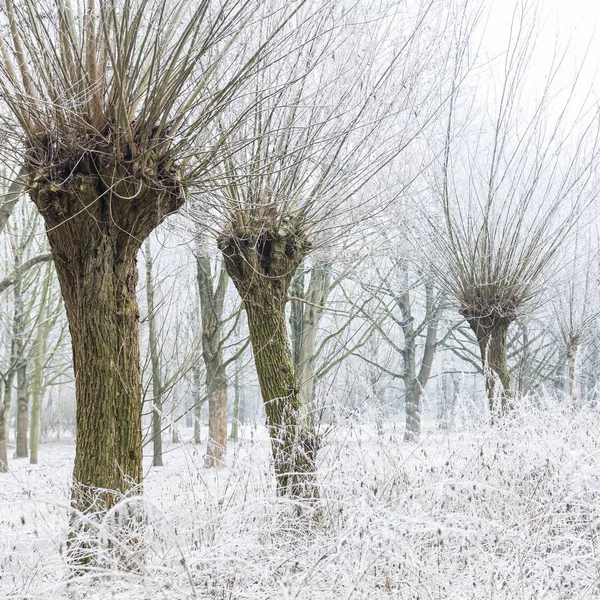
[0,0,308,565]
[552,239,600,408]
[430,2,600,415]
[196,0,452,499]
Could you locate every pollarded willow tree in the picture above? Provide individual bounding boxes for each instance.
[0,0,306,536]
[198,0,453,499]
[552,240,600,409]
[431,2,600,414]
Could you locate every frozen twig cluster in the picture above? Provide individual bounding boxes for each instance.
[2,397,600,599]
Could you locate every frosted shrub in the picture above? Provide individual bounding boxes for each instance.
[2,398,600,598]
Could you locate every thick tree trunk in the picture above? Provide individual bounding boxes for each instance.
[219,224,319,500]
[58,238,143,493]
[28,164,182,566]
[465,315,512,414]
[245,295,319,498]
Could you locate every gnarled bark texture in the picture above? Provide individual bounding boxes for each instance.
[219,223,319,500]
[463,311,512,414]
[27,153,182,564]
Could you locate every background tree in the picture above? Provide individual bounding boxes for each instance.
[552,240,600,408]
[144,239,165,467]
[430,2,600,414]
[195,237,230,467]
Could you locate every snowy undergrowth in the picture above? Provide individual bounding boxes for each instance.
[2,400,600,599]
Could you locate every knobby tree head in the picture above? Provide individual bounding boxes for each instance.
[0,0,308,245]
[200,0,453,296]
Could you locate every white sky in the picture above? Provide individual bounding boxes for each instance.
[484,0,600,76]
[472,0,600,123]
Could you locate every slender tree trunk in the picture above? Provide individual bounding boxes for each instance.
[0,332,17,472]
[56,384,62,442]
[29,263,52,464]
[29,305,45,464]
[193,364,202,444]
[295,262,331,424]
[0,399,6,471]
[465,315,512,414]
[0,402,6,471]
[28,167,183,566]
[289,263,305,368]
[0,173,25,236]
[567,333,578,410]
[145,240,164,467]
[15,359,28,458]
[171,407,181,443]
[403,334,421,442]
[219,225,319,500]
[14,244,28,459]
[196,254,228,468]
[230,361,241,442]
[204,361,228,466]
[404,285,440,441]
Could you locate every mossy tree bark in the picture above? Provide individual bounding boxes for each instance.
[219,224,319,499]
[196,254,229,467]
[463,312,512,414]
[27,161,182,529]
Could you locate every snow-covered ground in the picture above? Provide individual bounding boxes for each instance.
[2,401,600,599]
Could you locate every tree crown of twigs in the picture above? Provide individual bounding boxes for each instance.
[0,0,306,186]
[429,1,600,325]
